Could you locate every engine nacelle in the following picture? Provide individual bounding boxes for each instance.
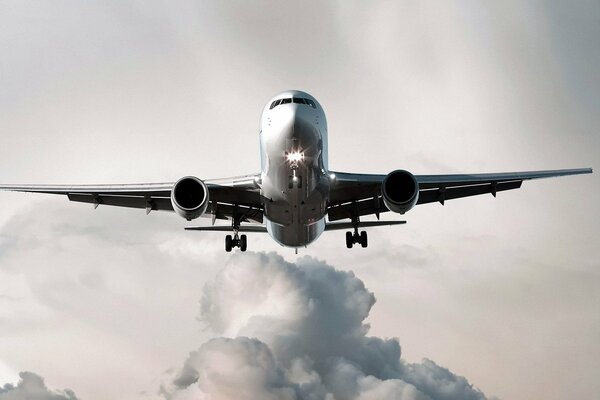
[381,170,419,214]
[171,176,209,221]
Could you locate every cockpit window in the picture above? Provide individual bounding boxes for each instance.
[270,97,316,110]
[270,99,281,109]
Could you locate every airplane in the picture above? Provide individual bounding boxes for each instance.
[0,90,592,252]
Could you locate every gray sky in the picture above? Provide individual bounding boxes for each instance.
[0,1,598,399]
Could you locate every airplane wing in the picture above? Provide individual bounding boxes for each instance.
[0,174,264,224]
[327,168,592,221]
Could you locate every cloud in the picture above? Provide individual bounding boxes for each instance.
[163,252,489,400]
[0,2,596,399]
[0,371,79,400]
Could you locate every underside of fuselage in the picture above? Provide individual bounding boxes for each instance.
[259,90,329,247]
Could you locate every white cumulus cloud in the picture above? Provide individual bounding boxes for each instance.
[162,252,489,400]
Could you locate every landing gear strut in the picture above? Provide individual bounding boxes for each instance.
[346,216,368,248]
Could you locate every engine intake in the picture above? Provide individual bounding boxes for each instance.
[171,176,209,221]
[382,170,419,214]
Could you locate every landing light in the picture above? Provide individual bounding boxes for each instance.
[287,152,304,163]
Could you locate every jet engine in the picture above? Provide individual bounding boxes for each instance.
[171,176,209,221]
[381,170,419,214]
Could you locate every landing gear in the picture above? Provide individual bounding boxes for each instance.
[360,231,368,248]
[225,235,233,252]
[224,213,249,252]
[345,230,368,248]
[345,229,368,248]
[345,203,368,249]
[225,233,247,252]
[240,234,247,252]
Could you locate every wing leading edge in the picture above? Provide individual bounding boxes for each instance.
[327,168,592,221]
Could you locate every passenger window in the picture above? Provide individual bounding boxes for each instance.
[306,99,316,109]
[293,98,305,104]
[270,99,281,109]
[280,98,292,104]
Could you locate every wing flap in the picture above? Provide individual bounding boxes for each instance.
[68,193,174,212]
[417,180,522,205]
[207,185,263,208]
[206,202,263,224]
[328,197,388,221]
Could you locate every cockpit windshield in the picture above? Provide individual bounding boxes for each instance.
[270,97,316,110]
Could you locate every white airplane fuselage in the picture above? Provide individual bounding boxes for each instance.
[259,90,329,247]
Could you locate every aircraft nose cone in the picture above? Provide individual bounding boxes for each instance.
[278,103,303,123]
[276,104,317,141]
[261,101,323,164]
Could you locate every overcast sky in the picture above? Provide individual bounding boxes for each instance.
[0,1,598,399]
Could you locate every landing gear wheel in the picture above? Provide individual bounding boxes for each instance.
[360,231,368,248]
[225,235,233,252]
[346,231,353,248]
[240,234,247,252]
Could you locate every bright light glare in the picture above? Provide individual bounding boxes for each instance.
[287,152,304,163]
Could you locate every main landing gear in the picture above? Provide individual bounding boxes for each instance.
[225,233,247,252]
[346,216,368,249]
[225,216,247,252]
[346,230,368,248]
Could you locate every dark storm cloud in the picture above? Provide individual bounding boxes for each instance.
[163,252,488,399]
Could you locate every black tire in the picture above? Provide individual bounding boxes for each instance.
[346,231,353,248]
[240,234,247,252]
[225,235,232,252]
[360,231,368,248]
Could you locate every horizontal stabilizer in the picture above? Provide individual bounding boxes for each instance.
[185,220,407,233]
[185,225,268,233]
[325,220,406,231]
